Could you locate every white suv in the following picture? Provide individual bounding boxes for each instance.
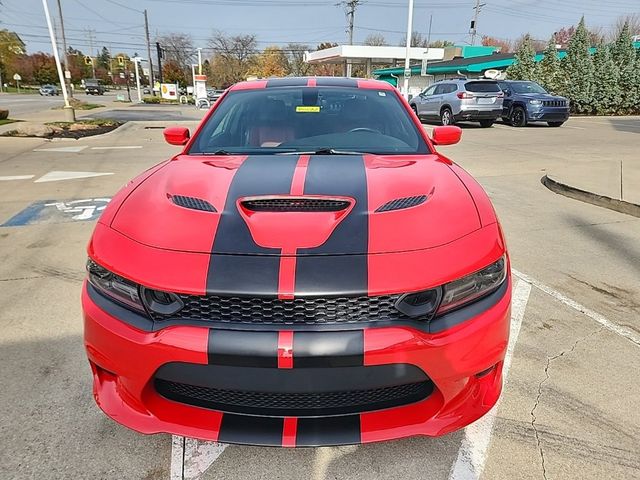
[410,79,504,128]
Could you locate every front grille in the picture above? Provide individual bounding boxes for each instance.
[150,294,417,325]
[543,100,567,107]
[155,378,433,416]
[241,198,350,212]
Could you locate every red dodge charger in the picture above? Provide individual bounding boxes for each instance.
[82,77,511,447]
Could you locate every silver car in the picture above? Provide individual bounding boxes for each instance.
[410,79,504,128]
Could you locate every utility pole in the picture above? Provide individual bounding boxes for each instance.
[42,0,74,121]
[143,9,155,91]
[340,0,361,77]
[470,0,485,46]
[402,0,415,99]
[56,0,73,97]
[156,42,163,84]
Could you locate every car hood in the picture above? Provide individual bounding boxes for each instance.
[518,93,566,101]
[110,154,482,255]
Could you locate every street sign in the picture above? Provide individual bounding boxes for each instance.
[64,70,71,79]
[404,68,411,79]
[421,59,427,76]
[13,73,21,81]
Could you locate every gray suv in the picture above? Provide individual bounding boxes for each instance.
[410,79,504,128]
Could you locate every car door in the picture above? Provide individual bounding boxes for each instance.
[415,84,437,116]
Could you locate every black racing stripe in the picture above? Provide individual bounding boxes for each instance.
[266,78,309,88]
[218,414,284,446]
[207,156,298,295]
[293,331,364,368]
[315,77,359,88]
[295,155,368,295]
[208,329,278,368]
[296,415,361,447]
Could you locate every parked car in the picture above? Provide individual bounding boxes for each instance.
[410,78,503,128]
[497,80,569,127]
[84,79,105,95]
[39,84,59,96]
[82,76,511,447]
[206,88,225,102]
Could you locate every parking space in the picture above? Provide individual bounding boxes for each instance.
[0,117,638,479]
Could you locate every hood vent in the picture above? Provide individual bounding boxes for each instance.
[375,195,428,213]
[241,197,350,213]
[171,195,216,212]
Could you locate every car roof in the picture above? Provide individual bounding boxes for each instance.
[229,76,395,92]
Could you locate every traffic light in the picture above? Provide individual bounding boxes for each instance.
[84,56,93,65]
[117,56,125,66]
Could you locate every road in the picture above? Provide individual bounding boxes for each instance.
[0,115,638,479]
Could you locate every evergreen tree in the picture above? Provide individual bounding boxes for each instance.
[538,37,564,95]
[592,43,621,115]
[97,47,111,71]
[611,22,639,113]
[506,34,537,80]
[563,17,595,114]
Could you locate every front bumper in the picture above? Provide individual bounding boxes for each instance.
[527,107,570,122]
[83,275,511,447]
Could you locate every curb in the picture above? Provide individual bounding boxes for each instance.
[542,174,640,218]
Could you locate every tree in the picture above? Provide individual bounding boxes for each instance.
[96,46,110,70]
[563,17,595,113]
[399,31,429,48]
[428,40,454,48]
[482,35,512,53]
[611,22,640,113]
[364,33,387,46]
[30,53,58,85]
[506,35,537,81]
[538,37,564,95]
[310,42,342,76]
[255,46,289,78]
[286,43,312,76]
[514,34,546,52]
[162,60,187,85]
[208,32,258,86]
[554,23,604,48]
[156,33,195,81]
[592,43,621,115]
[0,29,26,82]
[612,14,640,40]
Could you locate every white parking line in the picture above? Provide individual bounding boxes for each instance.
[512,269,640,347]
[170,436,185,480]
[0,175,35,181]
[90,145,143,150]
[448,279,532,480]
[171,436,227,480]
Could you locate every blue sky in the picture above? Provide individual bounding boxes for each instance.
[2,0,638,57]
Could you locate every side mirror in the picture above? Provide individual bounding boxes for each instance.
[432,126,462,146]
[163,126,190,146]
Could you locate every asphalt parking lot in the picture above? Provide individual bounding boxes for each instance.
[0,114,638,479]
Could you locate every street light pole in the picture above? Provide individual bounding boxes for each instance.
[55,0,73,97]
[42,0,75,121]
[402,0,415,99]
[133,57,143,103]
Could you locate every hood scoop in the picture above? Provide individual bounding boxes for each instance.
[375,194,428,213]
[171,194,217,212]
[241,197,351,213]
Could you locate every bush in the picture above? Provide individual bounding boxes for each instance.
[0,109,9,120]
[143,96,160,104]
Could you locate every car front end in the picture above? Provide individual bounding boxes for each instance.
[526,97,570,123]
[82,78,511,446]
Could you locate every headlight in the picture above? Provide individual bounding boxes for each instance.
[87,259,145,313]
[86,259,184,316]
[529,100,542,106]
[437,256,507,315]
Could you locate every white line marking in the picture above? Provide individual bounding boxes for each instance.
[561,125,585,130]
[183,438,227,480]
[33,146,87,153]
[448,279,532,480]
[90,145,143,150]
[34,171,114,183]
[0,175,35,181]
[512,269,640,347]
[170,435,185,480]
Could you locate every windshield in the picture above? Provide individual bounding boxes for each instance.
[510,81,547,94]
[189,86,430,155]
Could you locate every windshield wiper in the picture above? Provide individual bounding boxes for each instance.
[278,148,366,155]
[201,149,232,155]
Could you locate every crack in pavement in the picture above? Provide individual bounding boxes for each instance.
[0,275,47,282]
[530,326,605,480]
